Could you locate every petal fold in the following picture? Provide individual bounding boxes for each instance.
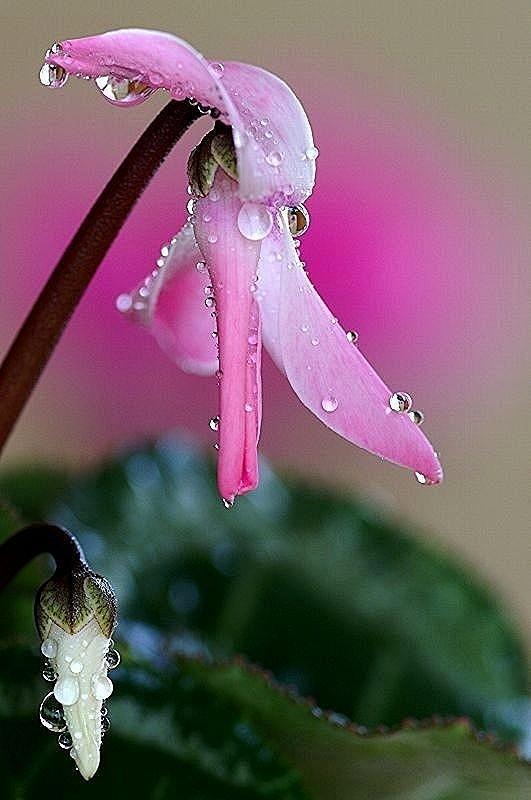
[46,28,316,205]
[119,223,219,376]
[266,221,443,484]
[193,173,263,501]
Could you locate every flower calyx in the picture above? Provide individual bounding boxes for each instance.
[187,121,238,197]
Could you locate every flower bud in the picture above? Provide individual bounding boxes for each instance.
[36,564,119,780]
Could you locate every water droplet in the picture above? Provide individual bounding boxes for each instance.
[54,676,80,706]
[58,731,73,750]
[415,471,428,484]
[205,296,215,308]
[92,675,113,700]
[115,293,133,313]
[160,243,170,257]
[311,337,319,346]
[346,330,358,344]
[244,403,253,412]
[101,715,111,734]
[286,205,310,237]
[210,61,224,77]
[69,660,83,675]
[222,497,234,509]
[321,396,338,412]
[106,648,121,670]
[207,233,218,244]
[266,151,283,167]
[41,638,58,658]
[389,392,413,413]
[39,692,67,732]
[47,42,63,56]
[408,409,424,425]
[196,261,207,272]
[305,145,319,160]
[209,416,220,431]
[186,198,196,215]
[42,663,57,682]
[237,202,273,241]
[39,63,68,88]
[94,75,155,106]
[209,188,220,202]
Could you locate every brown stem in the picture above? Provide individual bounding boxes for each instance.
[0,99,201,454]
[0,524,85,591]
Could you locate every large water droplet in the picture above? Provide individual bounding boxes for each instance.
[389,392,413,413]
[209,416,220,431]
[95,75,155,106]
[286,205,310,237]
[41,638,58,658]
[58,731,73,750]
[39,692,67,732]
[237,203,273,241]
[92,675,113,700]
[321,396,338,413]
[39,63,68,88]
[408,409,424,425]
[106,648,121,670]
[54,675,80,706]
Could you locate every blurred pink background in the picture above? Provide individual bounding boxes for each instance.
[2,3,530,640]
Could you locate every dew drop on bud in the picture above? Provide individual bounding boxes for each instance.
[41,638,58,658]
[321,396,338,413]
[39,692,67,732]
[54,676,80,706]
[346,330,358,344]
[286,205,310,237]
[237,203,273,241]
[389,392,413,413]
[95,75,155,106]
[39,63,68,88]
[92,675,113,700]
[58,731,73,750]
[408,409,424,425]
[106,648,121,670]
[209,416,220,431]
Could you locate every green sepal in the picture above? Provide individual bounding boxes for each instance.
[211,126,238,180]
[187,129,218,197]
[35,566,117,639]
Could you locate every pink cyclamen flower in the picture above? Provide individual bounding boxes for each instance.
[42,28,442,504]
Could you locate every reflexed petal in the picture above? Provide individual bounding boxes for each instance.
[268,219,443,484]
[45,29,316,205]
[255,228,284,372]
[119,223,218,376]
[193,173,262,501]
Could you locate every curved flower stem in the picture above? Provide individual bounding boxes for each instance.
[0,99,201,454]
[0,524,85,591]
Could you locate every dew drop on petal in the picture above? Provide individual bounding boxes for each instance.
[58,731,73,750]
[101,716,111,734]
[208,233,218,244]
[222,498,234,509]
[286,205,310,237]
[389,392,413,413]
[321,396,338,413]
[69,660,84,675]
[408,409,425,425]
[266,151,283,167]
[116,293,133,313]
[39,62,68,88]
[415,471,428,484]
[42,663,57,682]
[95,75,155,106]
[41,638,58,658]
[237,202,273,241]
[209,416,220,432]
[305,145,319,160]
[209,61,224,77]
[39,692,67,732]
[186,198,196,215]
[346,330,358,344]
[244,403,253,412]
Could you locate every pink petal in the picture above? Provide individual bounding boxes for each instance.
[193,173,262,502]
[119,223,218,376]
[45,29,315,205]
[255,231,284,372]
[263,221,443,484]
